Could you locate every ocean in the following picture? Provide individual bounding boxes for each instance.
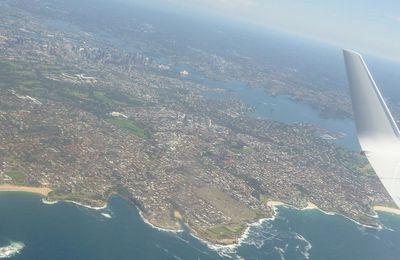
[1,193,400,259]
[3,26,400,257]
[3,61,400,259]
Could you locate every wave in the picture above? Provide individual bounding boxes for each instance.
[196,206,315,259]
[240,216,313,259]
[0,242,25,259]
[101,213,112,219]
[182,205,280,258]
[294,233,312,259]
[63,200,107,210]
[189,215,277,258]
[41,198,107,210]
[274,246,286,260]
[271,202,384,231]
[41,198,58,205]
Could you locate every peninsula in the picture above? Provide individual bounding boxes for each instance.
[0,0,397,245]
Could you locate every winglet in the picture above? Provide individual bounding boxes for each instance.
[344,49,400,207]
[343,49,400,148]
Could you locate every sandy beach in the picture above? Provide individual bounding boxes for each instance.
[0,185,52,196]
[266,200,286,207]
[373,206,400,215]
[267,200,318,210]
[304,202,319,210]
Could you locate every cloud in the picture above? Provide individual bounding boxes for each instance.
[388,15,400,22]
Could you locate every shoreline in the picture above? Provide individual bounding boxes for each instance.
[42,198,108,210]
[0,184,52,196]
[41,196,400,247]
[266,200,391,230]
[137,210,184,233]
[63,200,108,210]
[3,186,400,249]
[267,200,321,212]
[192,214,277,257]
[373,206,400,215]
[41,198,59,205]
[0,185,107,210]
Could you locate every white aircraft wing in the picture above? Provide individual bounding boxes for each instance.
[343,49,400,207]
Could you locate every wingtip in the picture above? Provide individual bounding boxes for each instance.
[343,49,362,58]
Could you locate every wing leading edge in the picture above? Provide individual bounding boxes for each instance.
[343,49,400,207]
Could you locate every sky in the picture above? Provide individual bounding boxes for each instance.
[151,0,400,61]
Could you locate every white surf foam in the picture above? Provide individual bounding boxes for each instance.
[0,242,25,259]
[64,200,107,210]
[274,246,286,260]
[101,213,112,219]
[41,198,58,205]
[189,216,277,258]
[138,210,183,234]
[294,233,312,259]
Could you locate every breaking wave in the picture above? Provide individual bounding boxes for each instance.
[0,242,25,258]
[101,213,112,219]
[203,208,313,259]
[294,233,312,259]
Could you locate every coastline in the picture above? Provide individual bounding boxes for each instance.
[192,214,276,257]
[46,195,183,232]
[267,200,319,211]
[63,200,107,210]
[373,206,400,215]
[55,197,398,247]
[42,198,59,205]
[266,200,389,229]
[137,210,184,233]
[0,184,52,196]
[3,186,399,249]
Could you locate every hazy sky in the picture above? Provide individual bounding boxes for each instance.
[159,0,400,60]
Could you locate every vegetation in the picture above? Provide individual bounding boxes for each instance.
[22,125,62,135]
[114,185,131,198]
[5,170,27,184]
[196,187,256,222]
[229,142,253,154]
[234,173,264,197]
[0,60,141,116]
[105,117,151,139]
[260,194,269,205]
[48,189,106,206]
[200,224,246,242]
[335,148,375,177]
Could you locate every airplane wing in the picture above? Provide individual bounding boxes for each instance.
[343,49,400,207]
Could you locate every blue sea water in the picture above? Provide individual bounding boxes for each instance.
[3,54,400,259]
[0,193,219,260]
[3,52,400,259]
[1,193,400,259]
[3,1,400,258]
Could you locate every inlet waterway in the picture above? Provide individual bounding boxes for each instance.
[184,71,360,151]
[4,53,400,260]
